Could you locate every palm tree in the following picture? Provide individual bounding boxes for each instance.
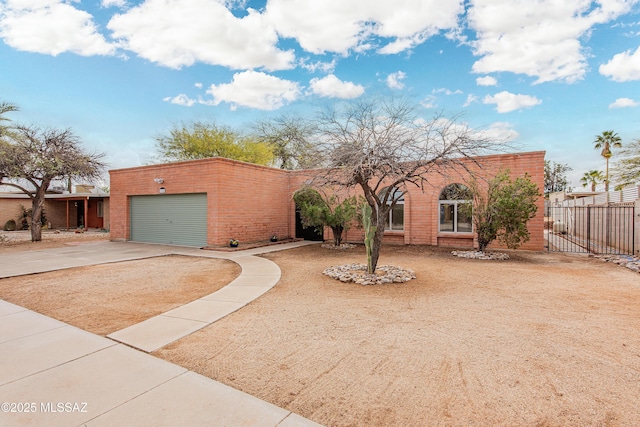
[580,170,604,192]
[593,130,622,191]
[0,101,19,138]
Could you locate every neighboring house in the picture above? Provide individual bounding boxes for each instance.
[0,187,110,230]
[109,151,545,250]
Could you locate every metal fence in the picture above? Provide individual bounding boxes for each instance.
[546,205,636,255]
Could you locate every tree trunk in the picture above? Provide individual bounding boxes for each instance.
[369,217,386,272]
[368,205,389,273]
[30,187,46,242]
[331,225,344,246]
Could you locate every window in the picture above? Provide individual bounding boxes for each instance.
[439,184,472,233]
[97,201,104,218]
[380,187,404,231]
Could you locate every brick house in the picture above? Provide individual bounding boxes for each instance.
[0,190,109,231]
[109,151,545,250]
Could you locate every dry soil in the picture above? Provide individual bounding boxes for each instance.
[0,253,240,335]
[2,238,639,426]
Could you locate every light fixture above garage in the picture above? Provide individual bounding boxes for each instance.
[153,178,164,184]
[159,187,166,194]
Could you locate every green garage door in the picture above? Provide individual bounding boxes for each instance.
[130,193,208,247]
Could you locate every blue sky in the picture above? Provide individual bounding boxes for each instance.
[1,0,639,190]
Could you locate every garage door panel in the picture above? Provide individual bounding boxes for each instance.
[130,194,207,247]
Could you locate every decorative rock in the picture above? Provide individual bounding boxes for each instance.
[321,243,357,250]
[594,254,640,274]
[451,250,510,260]
[323,263,416,285]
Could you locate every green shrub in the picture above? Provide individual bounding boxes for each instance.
[3,219,16,231]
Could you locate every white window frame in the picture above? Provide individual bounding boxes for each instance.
[381,187,404,231]
[438,184,472,233]
[438,200,472,233]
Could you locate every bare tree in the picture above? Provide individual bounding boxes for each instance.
[312,98,505,272]
[251,114,320,170]
[0,125,105,241]
[544,160,572,195]
[613,139,640,188]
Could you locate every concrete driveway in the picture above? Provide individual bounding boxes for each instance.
[0,240,322,427]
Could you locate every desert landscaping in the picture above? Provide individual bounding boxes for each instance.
[1,235,639,426]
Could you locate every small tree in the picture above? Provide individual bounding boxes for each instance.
[252,115,320,170]
[613,139,640,187]
[580,169,604,192]
[155,121,274,165]
[293,187,362,247]
[0,125,105,242]
[313,98,502,272]
[466,170,540,252]
[544,160,572,195]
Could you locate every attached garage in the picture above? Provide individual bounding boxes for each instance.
[130,193,207,247]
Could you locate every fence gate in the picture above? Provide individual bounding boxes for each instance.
[546,205,635,255]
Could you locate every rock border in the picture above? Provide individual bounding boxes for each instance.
[594,254,640,274]
[451,250,510,260]
[323,263,416,285]
[321,243,357,250]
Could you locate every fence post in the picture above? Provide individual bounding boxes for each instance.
[635,199,640,257]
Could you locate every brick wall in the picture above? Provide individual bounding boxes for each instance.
[110,151,545,250]
[290,151,546,251]
[0,197,27,229]
[44,200,74,229]
[110,158,292,246]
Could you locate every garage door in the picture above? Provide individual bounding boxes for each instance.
[130,193,207,247]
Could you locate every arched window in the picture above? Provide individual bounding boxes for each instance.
[380,187,404,231]
[439,184,472,233]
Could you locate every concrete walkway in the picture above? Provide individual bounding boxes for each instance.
[0,240,323,427]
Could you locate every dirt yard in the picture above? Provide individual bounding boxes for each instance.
[0,255,240,335]
[156,245,640,427]
[0,229,111,254]
[1,239,639,426]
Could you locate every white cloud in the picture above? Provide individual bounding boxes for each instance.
[463,94,479,107]
[101,0,127,7]
[298,58,337,74]
[599,46,640,82]
[206,71,300,111]
[483,121,520,142]
[194,82,203,89]
[609,97,639,109]
[309,74,365,99]
[483,91,541,113]
[433,88,463,95]
[468,0,638,83]
[476,76,497,86]
[163,94,196,107]
[264,0,464,55]
[386,71,406,89]
[420,95,437,109]
[107,0,295,70]
[0,0,115,56]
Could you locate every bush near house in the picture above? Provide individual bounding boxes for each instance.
[3,219,16,231]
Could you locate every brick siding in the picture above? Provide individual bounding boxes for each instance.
[109,151,545,250]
